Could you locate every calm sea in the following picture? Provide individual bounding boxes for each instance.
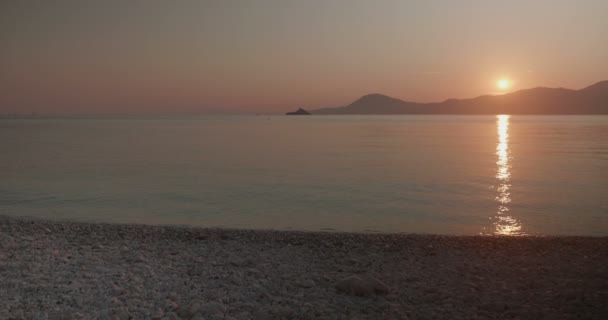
[1,115,607,236]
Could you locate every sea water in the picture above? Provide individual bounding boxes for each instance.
[1,115,607,235]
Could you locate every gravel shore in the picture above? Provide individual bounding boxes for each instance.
[1,216,607,319]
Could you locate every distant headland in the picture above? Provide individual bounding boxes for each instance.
[286,108,311,115]
[307,80,608,115]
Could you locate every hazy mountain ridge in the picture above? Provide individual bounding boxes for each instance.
[311,81,608,115]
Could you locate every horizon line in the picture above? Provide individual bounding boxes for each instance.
[1,79,605,116]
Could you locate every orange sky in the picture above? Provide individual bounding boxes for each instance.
[1,0,607,114]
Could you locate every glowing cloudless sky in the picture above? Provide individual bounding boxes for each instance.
[1,0,607,114]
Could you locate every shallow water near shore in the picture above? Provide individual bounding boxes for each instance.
[1,115,607,235]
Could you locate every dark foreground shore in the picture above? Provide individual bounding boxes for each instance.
[1,217,607,320]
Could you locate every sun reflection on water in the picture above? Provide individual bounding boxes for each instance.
[493,115,523,235]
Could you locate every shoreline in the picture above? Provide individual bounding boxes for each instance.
[1,216,607,319]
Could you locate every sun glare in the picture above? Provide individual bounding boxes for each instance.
[497,79,510,90]
[493,115,523,235]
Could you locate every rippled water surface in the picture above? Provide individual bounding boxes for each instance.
[1,115,607,235]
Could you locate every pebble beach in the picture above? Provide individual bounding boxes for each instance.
[1,216,607,319]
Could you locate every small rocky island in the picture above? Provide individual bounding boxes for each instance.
[286,108,311,115]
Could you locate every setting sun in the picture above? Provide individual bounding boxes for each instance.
[497,79,511,90]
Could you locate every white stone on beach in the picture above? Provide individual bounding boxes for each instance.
[299,279,315,288]
[335,275,391,296]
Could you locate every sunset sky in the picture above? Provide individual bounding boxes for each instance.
[1,0,607,114]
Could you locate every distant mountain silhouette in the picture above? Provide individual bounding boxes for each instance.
[286,107,311,115]
[311,81,608,115]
